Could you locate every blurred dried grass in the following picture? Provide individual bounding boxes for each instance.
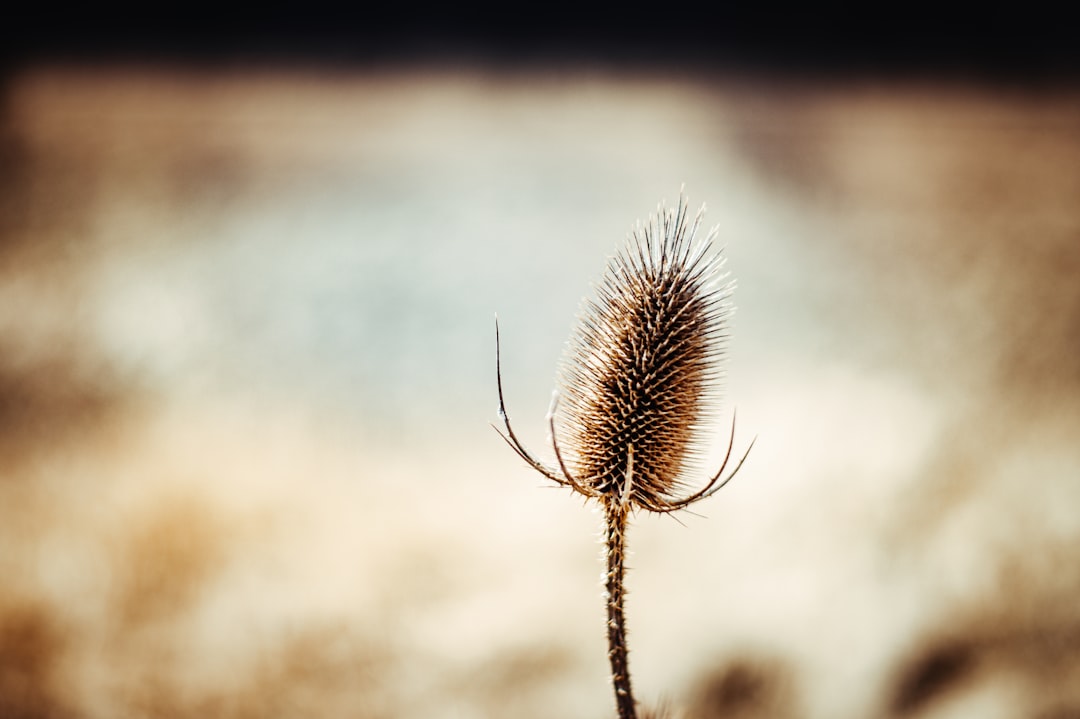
[0,64,1078,718]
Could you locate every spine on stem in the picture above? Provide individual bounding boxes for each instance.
[604,498,636,719]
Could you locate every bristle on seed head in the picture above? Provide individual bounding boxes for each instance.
[554,195,734,510]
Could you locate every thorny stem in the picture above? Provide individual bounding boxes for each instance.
[604,497,636,719]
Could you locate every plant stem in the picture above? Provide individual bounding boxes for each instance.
[604,497,637,719]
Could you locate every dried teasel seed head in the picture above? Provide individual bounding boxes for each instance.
[553,195,734,511]
[492,192,750,719]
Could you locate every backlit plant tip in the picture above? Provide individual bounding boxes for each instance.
[494,193,753,719]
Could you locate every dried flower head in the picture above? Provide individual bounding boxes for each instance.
[494,192,752,719]
[496,194,751,513]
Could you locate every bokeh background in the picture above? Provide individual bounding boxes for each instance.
[2,14,1079,719]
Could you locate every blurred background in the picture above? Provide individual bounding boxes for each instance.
[1,10,1079,719]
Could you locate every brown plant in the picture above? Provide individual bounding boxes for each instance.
[495,193,753,719]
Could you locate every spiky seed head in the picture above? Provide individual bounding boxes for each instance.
[555,196,733,510]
